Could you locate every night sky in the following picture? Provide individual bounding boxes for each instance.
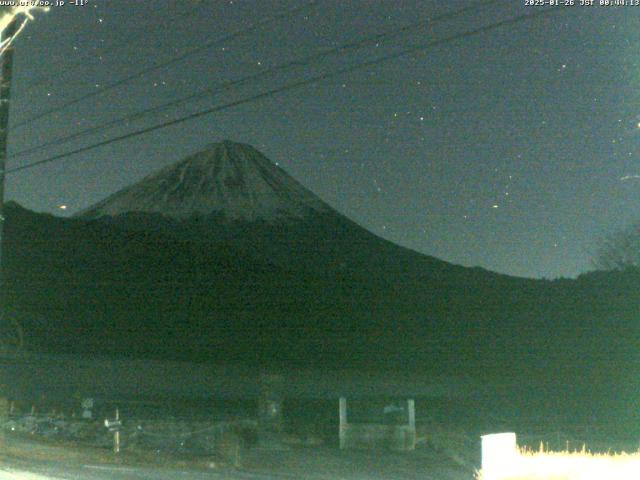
[5,1,640,279]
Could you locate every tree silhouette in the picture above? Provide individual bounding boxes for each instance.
[593,222,640,271]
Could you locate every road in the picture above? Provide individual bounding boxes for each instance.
[0,453,473,480]
[0,461,288,480]
[0,434,474,480]
[0,461,473,480]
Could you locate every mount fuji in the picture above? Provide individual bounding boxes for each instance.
[77,141,330,223]
[74,140,467,278]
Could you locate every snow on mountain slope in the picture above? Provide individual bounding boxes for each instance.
[77,140,331,222]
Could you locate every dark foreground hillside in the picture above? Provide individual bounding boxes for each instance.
[2,202,640,427]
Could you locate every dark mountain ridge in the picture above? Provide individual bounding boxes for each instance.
[1,142,638,422]
[3,200,639,425]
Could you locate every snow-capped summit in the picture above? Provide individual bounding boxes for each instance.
[77,140,331,222]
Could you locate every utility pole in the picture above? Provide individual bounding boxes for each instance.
[0,18,18,350]
[0,18,17,419]
[0,16,22,356]
[0,18,18,287]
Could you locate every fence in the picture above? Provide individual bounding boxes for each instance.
[338,397,416,451]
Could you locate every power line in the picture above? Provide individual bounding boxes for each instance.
[10,0,319,131]
[21,1,212,93]
[10,0,502,160]
[7,7,568,176]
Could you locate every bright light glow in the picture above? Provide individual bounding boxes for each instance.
[0,6,48,32]
[0,6,48,55]
[477,433,640,480]
[481,433,519,478]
